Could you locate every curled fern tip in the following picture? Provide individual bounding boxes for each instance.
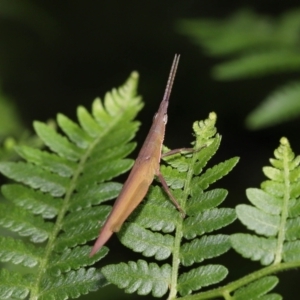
[280,137,289,146]
[209,112,217,121]
[130,71,139,79]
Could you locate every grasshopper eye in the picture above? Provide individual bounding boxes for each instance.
[163,114,168,124]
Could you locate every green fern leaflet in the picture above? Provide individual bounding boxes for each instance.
[229,137,300,299]
[0,72,143,299]
[232,137,300,265]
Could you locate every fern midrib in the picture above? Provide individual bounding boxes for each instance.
[29,104,133,299]
[168,145,202,299]
[273,145,290,264]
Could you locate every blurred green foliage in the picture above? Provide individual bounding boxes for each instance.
[177,9,300,129]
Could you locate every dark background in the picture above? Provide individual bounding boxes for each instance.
[1,1,300,299]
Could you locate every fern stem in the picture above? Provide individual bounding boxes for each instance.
[29,168,82,298]
[168,216,183,299]
[274,138,290,264]
[222,290,233,300]
[168,145,202,299]
[29,133,102,299]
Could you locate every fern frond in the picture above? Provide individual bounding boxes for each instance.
[246,81,300,129]
[0,71,142,299]
[102,112,239,298]
[231,137,300,267]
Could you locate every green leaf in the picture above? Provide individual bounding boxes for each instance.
[261,180,284,198]
[285,216,300,240]
[0,269,30,299]
[16,145,77,177]
[57,113,92,148]
[180,234,231,266]
[55,206,111,251]
[88,142,136,164]
[39,268,106,299]
[162,150,189,172]
[186,188,228,215]
[0,162,69,197]
[69,182,122,210]
[0,237,40,267]
[246,82,300,129]
[34,121,83,161]
[192,135,221,175]
[183,208,236,239]
[283,240,300,262]
[131,186,180,233]
[213,51,300,80]
[289,199,300,218]
[1,184,61,219]
[54,217,99,251]
[233,276,279,299]
[77,106,102,137]
[194,157,239,190]
[231,234,277,265]
[49,246,108,276]
[236,204,280,237]
[178,264,228,296]
[177,10,285,57]
[77,158,133,188]
[192,112,218,140]
[91,122,139,152]
[0,204,52,242]
[263,166,283,181]
[119,223,174,260]
[160,165,186,189]
[290,181,300,199]
[101,260,171,297]
[246,188,282,215]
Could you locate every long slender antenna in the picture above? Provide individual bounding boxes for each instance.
[162,54,180,103]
